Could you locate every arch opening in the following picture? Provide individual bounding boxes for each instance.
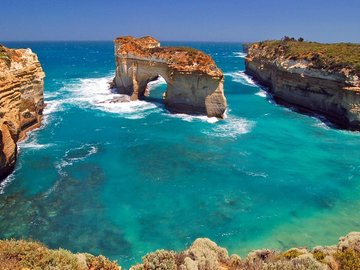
[141,75,168,105]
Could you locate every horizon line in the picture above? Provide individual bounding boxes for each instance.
[1,39,250,44]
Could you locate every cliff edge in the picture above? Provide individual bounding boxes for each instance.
[245,40,360,130]
[0,45,45,180]
[1,232,360,270]
[114,36,227,118]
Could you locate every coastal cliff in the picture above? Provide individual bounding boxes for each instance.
[114,36,227,118]
[245,40,360,130]
[0,45,45,179]
[1,232,360,269]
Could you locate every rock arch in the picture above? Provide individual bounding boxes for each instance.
[114,36,227,118]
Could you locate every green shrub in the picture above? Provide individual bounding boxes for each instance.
[282,249,305,260]
[312,250,326,263]
[334,248,360,270]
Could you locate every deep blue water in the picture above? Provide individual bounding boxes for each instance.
[1,41,360,268]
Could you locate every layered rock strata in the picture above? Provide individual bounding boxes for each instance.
[114,36,227,118]
[245,41,360,130]
[0,45,45,180]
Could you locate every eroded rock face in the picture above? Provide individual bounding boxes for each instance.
[0,45,45,180]
[114,36,227,118]
[245,42,360,130]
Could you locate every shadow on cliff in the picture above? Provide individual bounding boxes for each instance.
[248,75,345,131]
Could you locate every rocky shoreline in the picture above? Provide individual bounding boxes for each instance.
[1,232,360,269]
[0,45,45,180]
[245,40,360,130]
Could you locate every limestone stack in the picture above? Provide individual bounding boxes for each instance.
[0,45,45,179]
[113,36,227,118]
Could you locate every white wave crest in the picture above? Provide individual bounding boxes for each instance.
[0,174,15,194]
[55,144,98,178]
[18,138,54,150]
[0,161,23,194]
[166,113,220,123]
[255,89,268,98]
[203,116,254,138]
[64,76,161,118]
[44,99,63,115]
[147,76,167,90]
[233,52,247,58]
[44,91,61,99]
[225,71,257,87]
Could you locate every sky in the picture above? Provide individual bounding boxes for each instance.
[1,0,359,42]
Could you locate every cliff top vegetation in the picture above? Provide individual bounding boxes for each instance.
[0,239,119,270]
[249,38,360,74]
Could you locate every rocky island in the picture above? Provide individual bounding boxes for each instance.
[113,36,227,118]
[1,232,360,270]
[0,45,44,180]
[245,39,360,130]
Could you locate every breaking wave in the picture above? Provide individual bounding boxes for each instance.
[0,174,15,195]
[233,52,247,58]
[166,113,220,123]
[225,71,258,87]
[18,138,54,150]
[255,89,268,98]
[46,75,162,119]
[202,116,254,138]
[0,162,23,194]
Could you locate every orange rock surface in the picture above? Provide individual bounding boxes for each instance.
[0,45,44,179]
[114,36,226,118]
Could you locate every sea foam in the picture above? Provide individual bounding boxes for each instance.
[225,71,257,87]
[233,52,247,58]
[202,116,254,138]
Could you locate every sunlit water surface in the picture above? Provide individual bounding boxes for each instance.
[1,41,360,268]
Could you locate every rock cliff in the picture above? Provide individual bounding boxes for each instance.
[245,40,360,130]
[0,45,45,180]
[114,36,227,118]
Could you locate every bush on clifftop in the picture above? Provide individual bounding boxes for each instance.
[252,39,360,74]
[0,239,119,270]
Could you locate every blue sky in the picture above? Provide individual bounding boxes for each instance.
[1,0,359,42]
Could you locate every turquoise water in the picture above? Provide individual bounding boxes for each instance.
[1,41,360,268]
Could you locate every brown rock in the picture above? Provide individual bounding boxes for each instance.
[0,45,44,180]
[113,36,227,118]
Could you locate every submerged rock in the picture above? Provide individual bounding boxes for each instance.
[0,44,45,180]
[113,36,227,118]
[245,40,360,130]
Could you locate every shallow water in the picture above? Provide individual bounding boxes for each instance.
[1,41,360,268]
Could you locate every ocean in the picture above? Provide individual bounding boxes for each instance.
[1,41,360,268]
